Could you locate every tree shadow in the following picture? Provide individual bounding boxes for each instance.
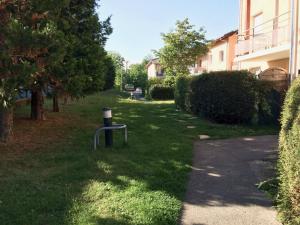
[0,97,279,225]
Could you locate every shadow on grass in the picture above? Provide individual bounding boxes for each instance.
[0,91,279,225]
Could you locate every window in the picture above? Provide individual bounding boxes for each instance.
[219,51,224,62]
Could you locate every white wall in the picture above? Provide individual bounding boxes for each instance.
[147,64,157,79]
[147,63,164,79]
[207,42,229,72]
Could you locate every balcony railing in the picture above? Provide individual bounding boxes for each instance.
[236,11,290,57]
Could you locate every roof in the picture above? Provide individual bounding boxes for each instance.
[146,58,160,68]
[212,30,238,46]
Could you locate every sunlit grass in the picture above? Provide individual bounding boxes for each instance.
[0,90,278,225]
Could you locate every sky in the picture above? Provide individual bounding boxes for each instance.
[97,0,239,64]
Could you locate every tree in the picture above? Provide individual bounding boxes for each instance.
[155,18,208,76]
[125,61,148,91]
[19,0,69,120]
[0,0,112,141]
[0,0,64,140]
[49,0,112,112]
[109,52,125,89]
[103,55,116,90]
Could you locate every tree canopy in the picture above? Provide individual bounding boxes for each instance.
[156,18,208,76]
[0,0,113,141]
[108,51,125,89]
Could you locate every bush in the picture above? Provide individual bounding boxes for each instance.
[150,85,174,100]
[145,78,164,99]
[174,70,284,125]
[147,78,164,88]
[256,81,285,125]
[163,76,176,88]
[175,76,193,111]
[189,71,257,124]
[278,77,300,225]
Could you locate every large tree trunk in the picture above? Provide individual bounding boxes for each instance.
[53,94,59,112]
[0,107,13,143]
[31,89,45,120]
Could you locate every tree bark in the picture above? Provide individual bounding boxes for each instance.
[53,94,59,112]
[63,94,69,105]
[0,107,13,143]
[31,89,45,120]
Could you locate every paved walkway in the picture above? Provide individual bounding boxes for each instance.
[181,136,282,225]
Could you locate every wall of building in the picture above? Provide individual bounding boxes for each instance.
[193,34,237,73]
[207,42,228,71]
[147,64,157,79]
[239,58,289,74]
[239,0,289,34]
[227,33,238,70]
[147,63,164,79]
[237,0,291,75]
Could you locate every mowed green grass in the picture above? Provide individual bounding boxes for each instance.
[0,90,278,225]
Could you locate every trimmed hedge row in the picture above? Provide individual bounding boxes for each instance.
[278,78,300,225]
[149,85,174,100]
[175,71,284,124]
[190,71,257,124]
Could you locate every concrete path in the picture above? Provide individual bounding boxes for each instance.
[181,136,281,225]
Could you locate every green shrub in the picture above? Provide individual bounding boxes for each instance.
[256,81,285,125]
[189,71,257,124]
[150,85,174,100]
[146,78,163,98]
[163,76,176,88]
[147,78,164,88]
[278,77,300,225]
[175,76,193,111]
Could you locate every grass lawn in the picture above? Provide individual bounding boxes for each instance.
[0,90,278,225]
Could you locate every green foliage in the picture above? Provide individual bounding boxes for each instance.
[255,81,285,125]
[174,76,193,111]
[0,0,112,138]
[0,0,65,107]
[257,178,279,200]
[145,78,163,99]
[189,71,258,124]
[124,62,148,91]
[1,0,112,99]
[155,18,208,76]
[53,0,113,97]
[278,77,300,225]
[175,72,284,125]
[150,85,174,100]
[0,90,277,225]
[103,55,116,90]
[163,76,177,88]
[147,77,164,88]
[109,52,126,88]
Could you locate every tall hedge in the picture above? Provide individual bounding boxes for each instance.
[278,78,300,225]
[174,76,193,111]
[149,85,174,100]
[256,81,284,125]
[189,71,257,124]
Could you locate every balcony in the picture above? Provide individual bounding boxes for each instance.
[236,12,290,60]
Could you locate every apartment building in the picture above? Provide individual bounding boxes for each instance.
[235,0,294,80]
[190,30,238,75]
[146,58,165,79]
